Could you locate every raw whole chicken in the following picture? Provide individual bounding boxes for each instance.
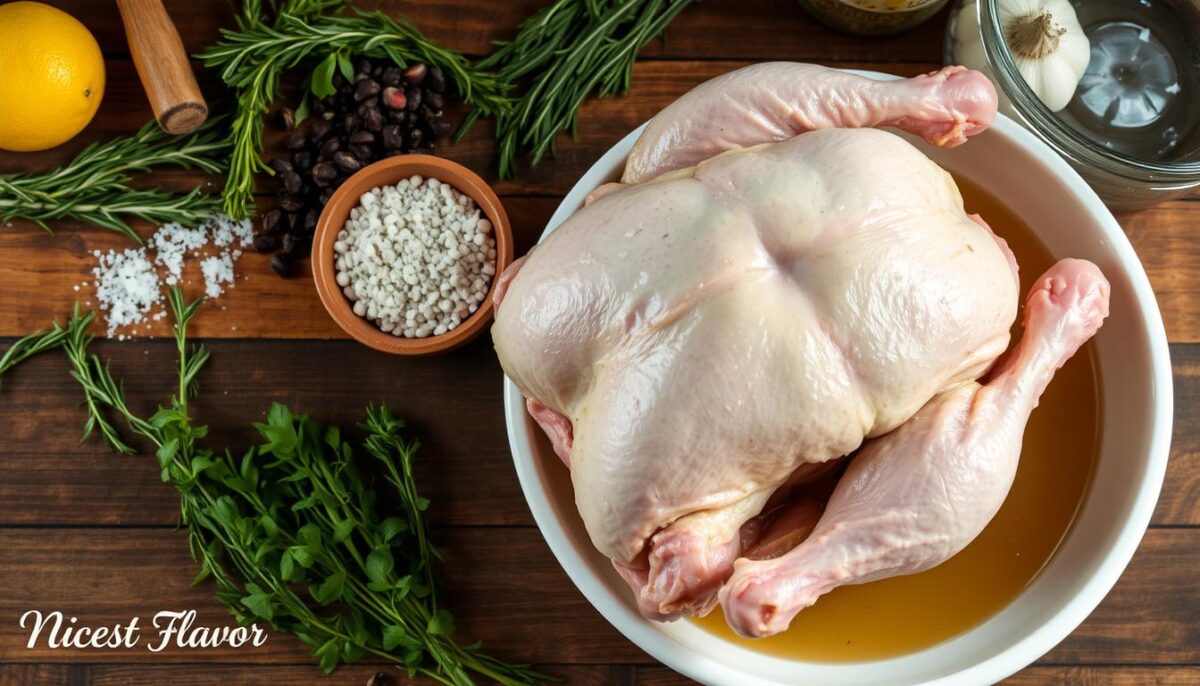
[491,63,1110,638]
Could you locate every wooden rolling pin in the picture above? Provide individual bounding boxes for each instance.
[116,0,208,134]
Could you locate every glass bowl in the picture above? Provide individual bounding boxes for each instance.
[946,0,1200,209]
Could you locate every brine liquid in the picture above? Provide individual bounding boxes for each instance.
[693,176,1103,662]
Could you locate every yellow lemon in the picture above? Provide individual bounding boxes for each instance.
[0,1,105,152]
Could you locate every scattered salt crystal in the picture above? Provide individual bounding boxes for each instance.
[200,253,236,299]
[87,214,252,338]
[91,248,163,337]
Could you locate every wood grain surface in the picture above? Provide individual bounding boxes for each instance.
[0,1,1196,685]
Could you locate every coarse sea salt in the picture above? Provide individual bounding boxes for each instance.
[88,215,252,338]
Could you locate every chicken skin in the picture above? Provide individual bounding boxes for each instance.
[491,63,1109,636]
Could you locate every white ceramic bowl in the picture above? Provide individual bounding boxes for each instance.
[502,71,1174,686]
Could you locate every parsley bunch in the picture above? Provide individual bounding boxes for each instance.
[0,293,548,685]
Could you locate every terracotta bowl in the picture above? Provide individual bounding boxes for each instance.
[313,155,512,355]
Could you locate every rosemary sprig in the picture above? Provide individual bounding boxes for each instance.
[199,1,510,220]
[460,0,695,178]
[0,291,549,685]
[0,119,231,243]
[0,312,78,383]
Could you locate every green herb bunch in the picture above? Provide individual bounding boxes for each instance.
[0,119,230,242]
[199,0,510,220]
[0,293,548,685]
[460,0,695,178]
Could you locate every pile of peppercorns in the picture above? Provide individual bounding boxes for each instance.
[254,57,454,277]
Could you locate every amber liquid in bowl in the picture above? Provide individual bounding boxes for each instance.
[694,176,1103,661]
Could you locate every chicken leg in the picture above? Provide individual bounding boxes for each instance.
[719,258,1110,638]
[622,63,997,184]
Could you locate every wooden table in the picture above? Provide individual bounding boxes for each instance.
[0,2,1196,684]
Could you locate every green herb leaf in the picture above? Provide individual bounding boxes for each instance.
[156,438,180,469]
[312,570,346,605]
[336,51,354,82]
[310,53,339,98]
[293,94,311,126]
[191,454,214,473]
[427,608,455,637]
[259,513,279,538]
[241,591,274,621]
[315,637,340,673]
[379,516,407,542]
[365,545,394,585]
[331,517,355,543]
[381,624,407,650]
[288,545,316,569]
[280,549,296,581]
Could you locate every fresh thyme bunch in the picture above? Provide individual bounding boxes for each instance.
[0,293,549,685]
[460,0,695,178]
[199,0,510,220]
[0,119,230,242]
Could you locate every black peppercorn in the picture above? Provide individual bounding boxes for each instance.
[312,162,337,186]
[354,79,381,103]
[309,119,332,143]
[402,62,427,86]
[426,65,446,93]
[382,125,404,151]
[261,208,284,234]
[270,253,293,278]
[381,66,403,87]
[281,171,303,195]
[333,151,362,173]
[360,104,384,132]
[291,150,312,170]
[318,138,341,159]
[268,158,293,176]
[285,132,307,151]
[279,194,305,212]
[252,232,279,253]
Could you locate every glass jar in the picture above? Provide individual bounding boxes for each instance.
[798,0,951,36]
[946,0,1200,209]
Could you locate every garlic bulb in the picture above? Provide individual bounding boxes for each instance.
[954,0,1091,112]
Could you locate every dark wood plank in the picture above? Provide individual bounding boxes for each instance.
[44,0,947,63]
[1,664,630,686]
[1039,528,1200,665]
[7,664,1200,686]
[0,338,534,527]
[0,528,1197,666]
[1,341,1195,527]
[0,527,652,665]
[0,665,72,686]
[1158,345,1200,526]
[0,196,553,340]
[1004,667,1200,685]
[1119,205,1200,345]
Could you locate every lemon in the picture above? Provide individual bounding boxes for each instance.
[0,2,105,152]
